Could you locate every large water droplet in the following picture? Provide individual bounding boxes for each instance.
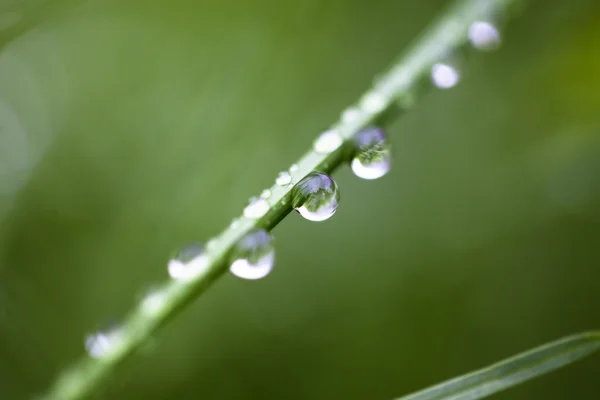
[85,326,124,359]
[229,229,275,280]
[351,127,391,180]
[244,197,269,219]
[168,243,209,281]
[292,171,340,221]
[431,63,460,89]
[314,129,343,154]
[468,21,500,50]
[275,171,292,186]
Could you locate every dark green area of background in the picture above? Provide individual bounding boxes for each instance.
[0,0,599,398]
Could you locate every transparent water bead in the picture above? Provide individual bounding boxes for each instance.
[361,92,387,113]
[276,171,292,186]
[289,164,299,173]
[140,289,168,316]
[468,21,500,50]
[260,189,272,199]
[168,243,209,281]
[85,327,124,359]
[229,229,275,280]
[431,63,460,89]
[341,107,362,123]
[244,197,269,219]
[292,171,340,222]
[351,127,391,180]
[314,129,343,154]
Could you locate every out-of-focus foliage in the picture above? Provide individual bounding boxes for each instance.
[0,0,599,398]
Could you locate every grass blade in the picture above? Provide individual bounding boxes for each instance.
[396,331,600,400]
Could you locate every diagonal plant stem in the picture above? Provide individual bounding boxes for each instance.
[44,0,525,398]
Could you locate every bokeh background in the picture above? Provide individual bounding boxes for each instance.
[1,0,599,399]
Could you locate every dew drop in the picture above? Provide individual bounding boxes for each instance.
[361,92,387,113]
[229,229,275,280]
[431,63,460,89]
[260,189,272,199]
[140,289,168,316]
[468,21,500,50]
[275,171,292,186]
[85,326,124,359]
[289,164,299,173]
[351,127,391,180]
[292,171,340,222]
[244,197,269,219]
[168,243,209,281]
[314,129,343,154]
[341,107,362,123]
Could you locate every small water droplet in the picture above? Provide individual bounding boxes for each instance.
[243,197,269,219]
[341,107,362,123]
[468,21,500,50]
[260,189,272,199]
[351,127,391,180]
[206,238,218,252]
[289,164,299,173]
[140,289,168,316]
[168,243,209,281]
[292,171,340,222]
[85,326,124,359]
[361,92,387,113]
[229,229,275,280]
[431,63,460,89]
[275,171,292,186]
[314,129,343,154]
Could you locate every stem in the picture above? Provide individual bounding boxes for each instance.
[44,0,524,398]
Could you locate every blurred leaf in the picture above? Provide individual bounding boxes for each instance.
[396,332,600,400]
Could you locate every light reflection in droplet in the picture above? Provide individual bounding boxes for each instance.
[431,63,460,89]
[468,21,501,50]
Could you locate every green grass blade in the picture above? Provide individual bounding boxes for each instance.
[396,331,600,400]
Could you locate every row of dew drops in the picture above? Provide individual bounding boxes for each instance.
[85,20,501,359]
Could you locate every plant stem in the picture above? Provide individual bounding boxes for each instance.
[44,0,524,398]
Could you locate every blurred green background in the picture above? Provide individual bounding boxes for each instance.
[1,0,599,398]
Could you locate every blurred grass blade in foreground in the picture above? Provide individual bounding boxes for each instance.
[396,331,600,400]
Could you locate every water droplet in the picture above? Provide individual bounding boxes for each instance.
[229,229,275,280]
[85,326,124,359]
[168,243,209,281]
[275,171,292,186]
[292,172,340,222]
[289,164,299,173]
[341,107,362,123]
[468,21,500,50]
[140,289,168,316]
[260,189,272,199]
[244,197,269,219]
[206,238,218,252]
[314,129,343,154]
[431,63,460,89]
[351,127,391,180]
[361,92,387,113]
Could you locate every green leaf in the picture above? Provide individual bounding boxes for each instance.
[396,331,600,400]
